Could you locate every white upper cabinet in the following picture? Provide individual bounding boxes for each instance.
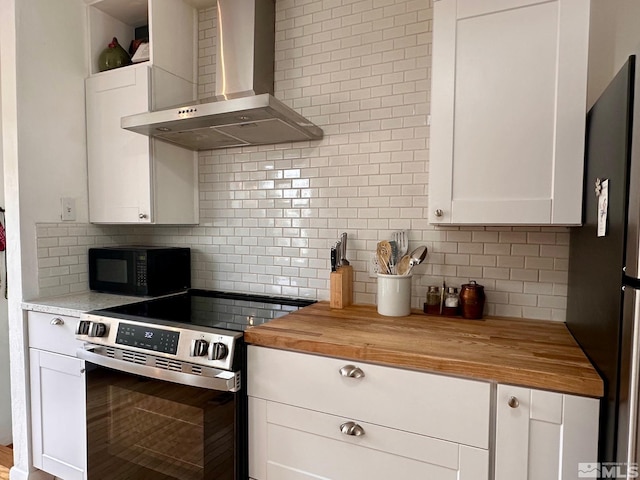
[86,65,199,224]
[429,0,590,225]
[86,0,201,82]
[84,0,205,224]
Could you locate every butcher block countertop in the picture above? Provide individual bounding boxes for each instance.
[244,302,603,398]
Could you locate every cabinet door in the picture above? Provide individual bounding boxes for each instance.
[86,64,153,223]
[429,0,589,225]
[495,384,599,480]
[249,398,488,480]
[30,349,86,480]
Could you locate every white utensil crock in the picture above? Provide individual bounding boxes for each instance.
[377,273,412,316]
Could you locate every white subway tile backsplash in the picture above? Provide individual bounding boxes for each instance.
[470,255,497,267]
[495,280,524,294]
[497,256,524,268]
[510,269,539,282]
[499,232,528,244]
[510,293,538,307]
[494,304,523,318]
[34,0,574,321]
[523,306,554,320]
[525,256,555,270]
[511,244,540,257]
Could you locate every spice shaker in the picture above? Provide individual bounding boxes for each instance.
[459,280,485,319]
[424,286,441,315]
[443,286,459,316]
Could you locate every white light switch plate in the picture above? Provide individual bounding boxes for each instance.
[61,197,76,221]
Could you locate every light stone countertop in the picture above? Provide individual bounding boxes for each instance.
[22,291,144,317]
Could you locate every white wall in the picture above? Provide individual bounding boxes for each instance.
[14,0,89,302]
[588,0,640,108]
[0,16,10,446]
[0,0,88,473]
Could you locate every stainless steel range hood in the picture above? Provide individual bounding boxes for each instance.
[121,0,323,151]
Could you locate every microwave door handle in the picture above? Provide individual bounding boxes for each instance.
[76,347,240,393]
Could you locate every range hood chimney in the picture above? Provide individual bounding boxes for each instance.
[121,0,323,151]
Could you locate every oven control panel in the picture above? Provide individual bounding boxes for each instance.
[115,324,180,355]
[77,313,240,371]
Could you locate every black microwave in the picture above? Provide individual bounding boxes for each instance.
[89,246,191,296]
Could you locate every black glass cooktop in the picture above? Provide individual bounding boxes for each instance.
[90,289,316,332]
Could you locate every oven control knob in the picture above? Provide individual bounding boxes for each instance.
[190,339,209,357]
[75,320,91,336]
[88,322,107,337]
[208,342,228,361]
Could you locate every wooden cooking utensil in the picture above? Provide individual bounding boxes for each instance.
[376,240,392,275]
[396,255,411,276]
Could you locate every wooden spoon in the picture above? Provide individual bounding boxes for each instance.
[396,255,411,276]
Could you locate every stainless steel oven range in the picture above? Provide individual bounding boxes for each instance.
[77,289,315,480]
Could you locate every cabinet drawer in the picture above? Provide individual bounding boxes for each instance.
[28,311,83,356]
[250,398,488,480]
[247,346,490,449]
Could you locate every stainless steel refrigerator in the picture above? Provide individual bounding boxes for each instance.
[567,54,640,465]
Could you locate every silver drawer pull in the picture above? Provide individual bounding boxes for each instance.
[340,421,365,437]
[50,317,64,326]
[339,365,365,379]
[508,396,520,409]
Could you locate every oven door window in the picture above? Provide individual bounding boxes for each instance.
[86,363,238,480]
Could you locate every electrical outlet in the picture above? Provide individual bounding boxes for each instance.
[369,253,380,278]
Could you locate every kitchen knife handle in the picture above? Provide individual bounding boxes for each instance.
[331,247,337,272]
[340,232,349,265]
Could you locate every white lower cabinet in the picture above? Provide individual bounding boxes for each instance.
[28,312,86,480]
[495,384,599,480]
[247,346,490,480]
[30,350,86,480]
[250,398,487,480]
[248,346,600,480]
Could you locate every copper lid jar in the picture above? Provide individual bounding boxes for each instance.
[459,280,485,319]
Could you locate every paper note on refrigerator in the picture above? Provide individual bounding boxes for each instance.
[598,179,609,237]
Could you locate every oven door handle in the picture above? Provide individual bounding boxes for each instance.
[76,347,241,392]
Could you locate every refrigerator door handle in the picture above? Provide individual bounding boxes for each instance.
[627,291,640,467]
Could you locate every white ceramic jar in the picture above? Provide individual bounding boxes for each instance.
[377,274,412,316]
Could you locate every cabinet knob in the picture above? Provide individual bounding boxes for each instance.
[339,365,365,379]
[139,213,148,219]
[50,317,64,326]
[435,209,444,218]
[508,396,520,408]
[340,421,365,437]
